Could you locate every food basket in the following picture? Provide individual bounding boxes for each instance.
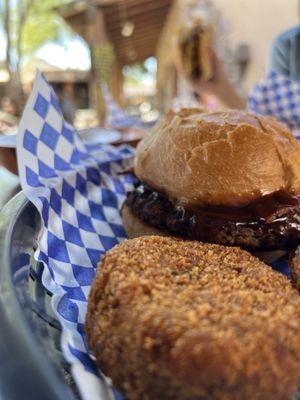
[0,192,77,400]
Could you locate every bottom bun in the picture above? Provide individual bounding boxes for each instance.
[121,203,286,264]
[121,203,165,238]
[252,250,287,264]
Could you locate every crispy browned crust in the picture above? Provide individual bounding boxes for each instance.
[85,236,300,400]
[135,109,300,206]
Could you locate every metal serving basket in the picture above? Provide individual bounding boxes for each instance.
[0,192,78,400]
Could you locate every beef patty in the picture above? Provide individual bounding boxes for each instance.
[125,182,300,250]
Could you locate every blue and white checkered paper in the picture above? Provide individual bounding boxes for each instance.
[17,71,136,400]
[102,84,143,129]
[248,71,300,139]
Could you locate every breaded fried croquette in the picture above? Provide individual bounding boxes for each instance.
[85,236,300,400]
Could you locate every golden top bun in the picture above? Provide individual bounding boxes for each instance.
[134,108,300,206]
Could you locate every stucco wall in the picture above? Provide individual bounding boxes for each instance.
[213,0,299,91]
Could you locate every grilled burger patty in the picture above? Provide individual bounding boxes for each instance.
[125,182,300,251]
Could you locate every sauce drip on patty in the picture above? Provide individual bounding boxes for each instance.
[125,182,300,250]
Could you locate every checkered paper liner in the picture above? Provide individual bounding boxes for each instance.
[17,71,136,400]
[102,84,143,129]
[0,82,141,151]
[248,71,300,139]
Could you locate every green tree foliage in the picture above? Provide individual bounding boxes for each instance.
[20,0,71,59]
[0,0,70,95]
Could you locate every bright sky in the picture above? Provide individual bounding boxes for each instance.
[0,26,157,85]
[0,25,91,70]
[35,36,91,70]
[0,27,6,61]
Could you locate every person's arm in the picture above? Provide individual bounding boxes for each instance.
[268,36,290,75]
[186,49,246,109]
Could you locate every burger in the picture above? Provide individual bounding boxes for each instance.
[178,22,213,82]
[122,108,300,253]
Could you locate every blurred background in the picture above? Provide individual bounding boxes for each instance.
[0,0,299,129]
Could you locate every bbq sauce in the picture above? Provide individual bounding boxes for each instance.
[126,182,300,250]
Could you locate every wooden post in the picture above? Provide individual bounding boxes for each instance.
[86,2,114,125]
[110,60,124,106]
